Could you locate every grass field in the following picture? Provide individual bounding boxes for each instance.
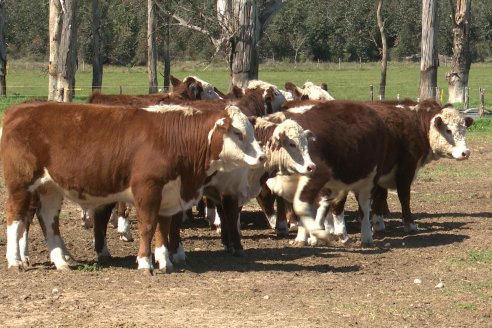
[1,59,491,129]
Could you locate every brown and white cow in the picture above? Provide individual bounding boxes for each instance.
[284,81,335,101]
[320,99,474,242]
[263,100,389,245]
[1,101,265,272]
[138,108,315,272]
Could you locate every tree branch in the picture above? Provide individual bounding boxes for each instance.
[259,0,289,36]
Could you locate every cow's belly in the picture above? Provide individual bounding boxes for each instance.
[378,165,398,190]
[321,167,378,196]
[30,169,200,216]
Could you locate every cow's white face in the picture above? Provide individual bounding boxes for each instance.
[248,80,286,113]
[184,76,223,100]
[428,107,473,160]
[301,82,334,101]
[269,119,316,176]
[215,106,266,171]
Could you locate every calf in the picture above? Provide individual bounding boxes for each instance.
[284,81,334,101]
[1,101,265,273]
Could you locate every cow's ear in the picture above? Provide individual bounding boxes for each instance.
[303,129,316,142]
[464,116,474,128]
[214,116,232,131]
[232,86,244,98]
[170,75,181,87]
[274,130,286,143]
[434,115,444,128]
[285,82,302,100]
[320,83,328,91]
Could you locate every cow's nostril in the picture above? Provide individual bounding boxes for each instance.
[259,155,267,162]
[463,150,471,158]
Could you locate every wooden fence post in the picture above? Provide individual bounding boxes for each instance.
[370,85,374,100]
[464,86,469,109]
[479,87,485,117]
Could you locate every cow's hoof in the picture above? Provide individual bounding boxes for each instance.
[360,241,375,248]
[233,249,246,257]
[338,235,351,245]
[57,264,71,271]
[97,255,112,265]
[157,266,174,274]
[404,223,418,233]
[21,257,31,268]
[8,264,23,272]
[140,268,154,276]
[119,233,134,242]
[289,240,307,247]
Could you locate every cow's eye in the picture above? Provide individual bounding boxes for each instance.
[446,128,452,134]
[234,131,243,139]
[289,142,296,148]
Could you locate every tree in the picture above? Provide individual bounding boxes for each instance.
[419,0,439,101]
[0,0,7,96]
[446,0,472,104]
[157,0,287,89]
[91,0,109,91]
[148,0,158,93]
[48,0,77,102]
[376,0,388,100]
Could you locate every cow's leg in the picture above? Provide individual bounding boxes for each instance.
[93,203,115,262]
[292,222,309,246]
[308,195,331,246]
[204,197,220,233]
[256,184,277,230]
[116,202,133,242]
[6,190,31,270]
[332,193,349,243]
[221,195,244,257]
[169,212,186,264]
[357,188,374,246]
[396,167,417,232]
[80,208,94,229]
[371,186,388,232]
[293,175,332,243]
[216,203,230,252]
[154,216,173,273]
[19,194,39,267]
[274,197,289,237]
[36,185,70,270]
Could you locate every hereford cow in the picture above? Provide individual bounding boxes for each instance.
[315,99,474,243]
[263,100,389,245]
[152,116,316,272]
[284,81,334,101]
[1,101,265,273]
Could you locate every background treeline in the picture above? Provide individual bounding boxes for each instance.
[5,0,492,66]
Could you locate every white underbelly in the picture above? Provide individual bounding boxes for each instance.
[266,175,301,202]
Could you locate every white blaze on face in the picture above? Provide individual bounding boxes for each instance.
[186,76,223,100]
[247,80,287,112]
[302,82,334,100]
[268,119,316,175]
[428,107,472,160]
[218,105,266,170]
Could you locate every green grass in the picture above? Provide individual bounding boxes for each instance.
[465,249,492,264]
[468,118,492,132]
[77,262,101,272]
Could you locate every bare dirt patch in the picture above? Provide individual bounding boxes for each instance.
[0,134,491,327]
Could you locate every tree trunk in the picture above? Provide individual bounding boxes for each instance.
[0,1,7,96]
[446,0,471,104]
[229,0,259,90]
[419,0,439,101]
[48,0,62,101]
[162,1,170,91]
[91,0,104,91]
[377,0,387,100]
[56,0,78,102]
[147,0,158,94]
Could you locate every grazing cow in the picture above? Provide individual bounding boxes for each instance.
[1,101,265,272]
[263,100,389,245]
[284,81,334,101]
[155,116,316,272]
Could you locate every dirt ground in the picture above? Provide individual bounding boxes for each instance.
[0,134,491,328]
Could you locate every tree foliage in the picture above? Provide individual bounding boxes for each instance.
[3,0,492,65]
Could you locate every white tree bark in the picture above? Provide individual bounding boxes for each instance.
[48,0,62,101]
[419,0,439,101]
[148,0,158,94]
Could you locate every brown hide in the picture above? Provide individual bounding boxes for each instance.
[0,101,231,204]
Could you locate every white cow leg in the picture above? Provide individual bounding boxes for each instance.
[38,188,70,270]
[154,245,174,273]
[333,211,349,243]
[108,207,118,228]
[6,220,23,269]
[371,214,386,232]
[213,208,221,234]
[291,224,309,246]
[118,216,134,242]
[19,227,30,267]
[172,242,187,264]
[80,208,94,229]
[358,190,373,246]
[309,197,331,246]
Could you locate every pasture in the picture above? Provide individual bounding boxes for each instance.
[0,62,491,327]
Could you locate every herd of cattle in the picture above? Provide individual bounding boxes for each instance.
[0,75,474,274]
